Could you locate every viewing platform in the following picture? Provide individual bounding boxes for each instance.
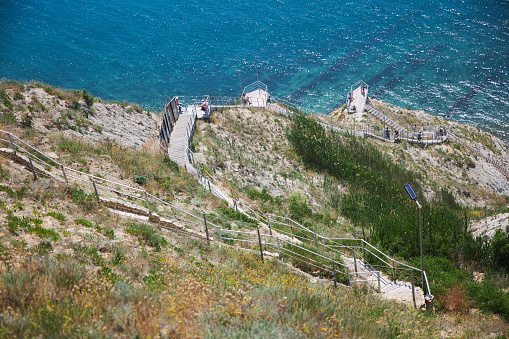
[243,81,270,108]
[347,80,369,120]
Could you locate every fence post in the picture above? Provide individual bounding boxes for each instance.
[203,212,209,242]
[378,271,381,293]
[257,229,264,262]
[234,199,238,213]
[144,191,151,214]
[92,180,99,199]
[208,180,212,192]
[346,267,351,286]
[361,240,365,261]
[353,251,358,274]
[267,217,272,236]
[411,270,416,308]
[7,133,16,156]
[332,260,337,288]
[392,260,396,282]
[314,233,318,249]
[28,155,37,181]
[61,164,69,185]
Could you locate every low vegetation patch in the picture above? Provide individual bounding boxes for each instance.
[125,222,167,251]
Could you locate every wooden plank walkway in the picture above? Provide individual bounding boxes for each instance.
[348,85,368,121]
[343,257,425,307]
[167,106,197,175]
[245,89,269,108]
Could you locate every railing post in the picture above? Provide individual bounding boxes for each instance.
[314,233,318,249]
[267,216,272,236]
[332,260,337,287]
[208,180,212,192]
[346,267,351,286]
[61,164,69,185]
[28,155,37,181]
[377,271,381,293]
[92,180,99,199]
[392,260,396,282]
[411,270,416,308]
[353,251,358,274]
[203,212,209,241]
[144,191,151,214]
[257,229,264,262]
[234,199,238,213]
[361,240,365,261]
[7,133,16,156]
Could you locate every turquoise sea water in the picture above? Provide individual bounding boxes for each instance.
[1,0,508,141]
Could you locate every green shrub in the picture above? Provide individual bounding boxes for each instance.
[219,207,258,225]
[82,89,93,107]
[111,250,124,266]
[491,227,509,273]
[288,193,312,223]
[74,218,93,228]
[467,278,509,320]
[21,114,33,129]
[103,227,115,239]
[163,157,180,172]
[47,211,66,222]
[0,112,17,124]
[125,222,167,251]
[29,227,60,241]
[13,92,23,101]
[3,98,13,110]
[67,186,98,211]
[133,174,147,186]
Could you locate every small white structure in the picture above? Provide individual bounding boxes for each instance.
[243,81,270,108]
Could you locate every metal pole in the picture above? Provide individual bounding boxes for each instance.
[257,229,264,262]
[411,270,416,308]
[361,240,365,261]
[203,212,209,241]
[145,191,151,214]
[417,201,425,293]
[332,261,337,287]
[8,133,16,156]
[392,260,396,282]
[353,251,358,274]
[346,267,351,286]
[256,69,260,96]
[314,233,318,249]
[28,155,37,181]
[377,271,381,293]
[61,164,69,185]
[238,70,242,96]
[267,217,272,236]
[92,180,99,199]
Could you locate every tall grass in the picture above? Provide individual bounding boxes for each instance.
[287,113,509,318]
[287,113,472,260]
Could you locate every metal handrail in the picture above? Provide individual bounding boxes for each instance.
[2,124,433,297]
[243,81,268,95]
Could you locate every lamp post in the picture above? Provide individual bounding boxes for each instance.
[404,183,425,294]
[238,70,243,97]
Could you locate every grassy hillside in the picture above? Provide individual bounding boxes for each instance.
[1,80,509,337]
